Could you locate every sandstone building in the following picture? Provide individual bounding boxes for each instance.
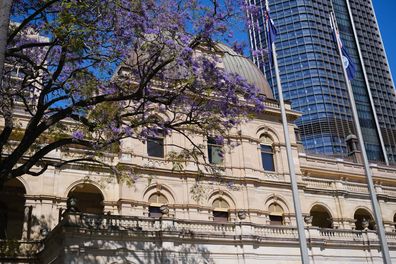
[1,44,396,263]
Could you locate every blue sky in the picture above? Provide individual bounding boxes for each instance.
[372,1,396,84]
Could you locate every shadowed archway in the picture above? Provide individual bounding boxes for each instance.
[310,205,333,228]
[67,183,104,214]
[0,178,26,239]
[354,208,374,230]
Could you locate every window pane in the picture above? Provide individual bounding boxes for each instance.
[149,206,162,218]
[208,137,223,164]
[207,137,217,145]
[269,203,283,214]
[208,145,223,164]
[261,144,274,171]
[157,194,168,204]
[148,193,168,204]
[213,198,229,209]
[269,215,283,225]
[213,211,228,222]
[260,135,273,145]
[147,137,164,158]
[262,153,275,171]
[261,145,273,153]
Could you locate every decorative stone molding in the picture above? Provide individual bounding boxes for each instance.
[160,205,170,215]
[143,159,167,169]
[238,210,247,220]
[304,216,313,226]
[362,218,369,230]
[263,172,282,181]
[66,197,78,212]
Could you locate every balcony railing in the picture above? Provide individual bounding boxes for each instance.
[59,212,396,247]
[0,239,41,260]
[302,176,396,197]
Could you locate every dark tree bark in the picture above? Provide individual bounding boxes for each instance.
[0,0,12,85]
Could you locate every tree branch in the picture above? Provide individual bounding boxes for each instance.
[7,0,60,44]
[0,96,14,157]
[25,163,49,176]
[10,138,90,178]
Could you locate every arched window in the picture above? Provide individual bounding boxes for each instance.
[260,135,275,171]
[310,205,333,228]
[0,179,26,239]
[148,193,168,218]
[68,183,104,214]
[268,203,284,225]
[212,198,230,222]
[354,209,375,230]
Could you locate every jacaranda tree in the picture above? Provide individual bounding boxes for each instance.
[0,0,265,187]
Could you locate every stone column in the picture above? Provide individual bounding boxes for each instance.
[22,205,32,240]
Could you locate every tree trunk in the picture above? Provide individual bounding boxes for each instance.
[0,0,12,86]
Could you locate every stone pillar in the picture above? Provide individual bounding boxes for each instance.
[26,198,56,240]
[334,191,350,229]
[25,199,41,240]
[22,205,32,240]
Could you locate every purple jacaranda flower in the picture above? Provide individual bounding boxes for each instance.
[214,135,224,145]
[124,126,132,137]
[165,39,175,47]
[72,130,84,141]
[4,0,268,180]
[226,181,234,189]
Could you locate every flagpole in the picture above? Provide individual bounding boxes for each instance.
[344,0,389,166]
[330,12,391,264]
[265,2,310,263]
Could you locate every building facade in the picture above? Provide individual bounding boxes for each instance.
[247,0,396,163]
[1,44,396,263]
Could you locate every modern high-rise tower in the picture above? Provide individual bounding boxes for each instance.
[247,0,396,163]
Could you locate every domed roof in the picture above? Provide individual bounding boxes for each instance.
[214,43,273,99]
[116,41,273,99]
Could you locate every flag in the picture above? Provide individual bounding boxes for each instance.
[264,10,277,65]
[330,16,356,80]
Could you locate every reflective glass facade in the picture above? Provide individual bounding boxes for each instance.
[247,0,396,162]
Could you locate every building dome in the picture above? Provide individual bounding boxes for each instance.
[214,43,273,99]
[117,41,273,99]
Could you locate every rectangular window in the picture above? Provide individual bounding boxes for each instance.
[261,145,275,171]
[208,137,223,164]
[269,215,283,225]
[149,206,162,218]
[147,137,164,158]
[213,211,229,222]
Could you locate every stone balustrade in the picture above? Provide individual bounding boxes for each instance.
[302,176,396,197]
[0,239,41,262]
[342,182,369,193]
[315,228,364,241]
[263,99,280,109]
[383,188,396,197]
[302,177,334,190]
[59,212,396,247]
[252,224,299,239]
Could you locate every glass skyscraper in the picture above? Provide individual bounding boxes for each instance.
[247,0,396,163]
